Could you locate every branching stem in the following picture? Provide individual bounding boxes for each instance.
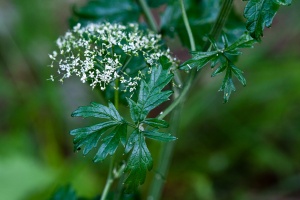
[148,1,234,199]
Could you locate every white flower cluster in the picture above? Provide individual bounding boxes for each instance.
[48,22,176,93]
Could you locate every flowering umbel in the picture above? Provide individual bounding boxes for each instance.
[48,22,176,94]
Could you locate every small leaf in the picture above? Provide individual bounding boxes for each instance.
[180,51,218,71]
[273,0,292,6]
[231,64,246,86]
[211,62,227,77]
[143,118,169,128]
[124,131,153,192]
[225,32,255,51]
[219,67,236,103]
[94,124,127,162]
[143,130,177,142]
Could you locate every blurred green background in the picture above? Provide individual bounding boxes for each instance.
[1,0,300,200]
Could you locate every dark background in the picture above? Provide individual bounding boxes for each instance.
[1,0,300,199]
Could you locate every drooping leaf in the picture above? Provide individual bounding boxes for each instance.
[70,102,127,159]
[124,130,153,192]
[180,33,254,102]
[70,0,140,27]
[143,130,177,142]
[243,0,292,41]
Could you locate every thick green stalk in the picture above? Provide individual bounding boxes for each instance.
[138,0,158,32]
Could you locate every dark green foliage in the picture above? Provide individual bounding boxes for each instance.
[50,185,77,200]
[70,58,176,192]
[147,0,168,7]
[180,33,255,102]
[70,0,140,26]
[161,0,246,49]
[243,0,292,41]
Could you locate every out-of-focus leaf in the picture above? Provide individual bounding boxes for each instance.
[70,0,140,26]
[243,0,292,41]
[147,0,168,7]
[50,185,77,200]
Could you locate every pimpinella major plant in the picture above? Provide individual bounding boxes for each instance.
[48,0,293,199]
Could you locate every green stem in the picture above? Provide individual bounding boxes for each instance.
[159,0,234,120]
[179,0,196,51]
[100,79,120,200]
[100,157,114,200]
[148,1,234,199]
[203,0,234,50]
[138,0,158,32]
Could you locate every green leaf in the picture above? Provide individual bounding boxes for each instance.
[143,130,177,142]
[127,59,173,122]
[219,67,236,103]
[243,0,292,41]
[180,51,218,71]
[70,0,140,26]
[70,102,127,159]
[225,32,255,51]
[71,102,122,121]
[231,64,247,86]
[142,118,169,128]
[211,62,227,77]
[94,124,127,162]
[124,131,153,192]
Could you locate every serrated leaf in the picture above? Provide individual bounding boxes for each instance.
[71,102,122,122]
[143,118,169,128]
[180,51,218,71]
[243,0,292,41]
[143,130,177,142]
[70,0,140,27]
[211,62,227,77]
[94,124,127,162]
[71,102,127,158]
[128,59,173,122]
[124,131,153,192]
[219,67,235,103]
[231,64,247,86]
[225,32,255,51]
[70,121,118,155]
